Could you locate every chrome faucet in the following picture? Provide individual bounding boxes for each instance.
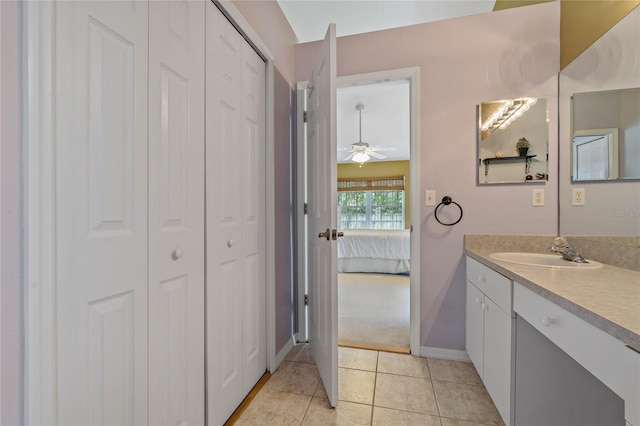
[550,236,588,263]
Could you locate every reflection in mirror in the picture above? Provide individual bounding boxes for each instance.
[477,97,548,184]
[572,128,619,181]
[571,88,640,181]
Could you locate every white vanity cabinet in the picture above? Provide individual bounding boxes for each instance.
[466,256,514,425]
[514,282,640,426]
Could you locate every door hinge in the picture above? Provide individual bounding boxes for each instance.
[304,294,309,305]
[303,111,308,123]
[303,203,308,214]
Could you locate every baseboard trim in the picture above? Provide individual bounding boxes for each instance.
[272,337,295,371]
[420,346,471,362]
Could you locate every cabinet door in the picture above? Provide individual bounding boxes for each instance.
[483,297,512,424]
[465,281,484,378]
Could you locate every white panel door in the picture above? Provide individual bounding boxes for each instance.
[55,1,149,424]
[240,40,267,394]
[307,24,338,407]
[205,4,245,424]
[148,1,205,425]
[205,3,267,423]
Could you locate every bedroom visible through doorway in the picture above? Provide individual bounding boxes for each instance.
[295,67,420,356]
[336,78,412,353]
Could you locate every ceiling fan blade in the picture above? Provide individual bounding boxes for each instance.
[370,146,397,152]
[343,152,356,161]
[369,151,387,159]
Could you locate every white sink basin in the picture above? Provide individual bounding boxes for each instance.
[489,252,603,269]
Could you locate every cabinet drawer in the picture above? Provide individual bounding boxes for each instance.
[467,257,511,313]
[514,282,640,426]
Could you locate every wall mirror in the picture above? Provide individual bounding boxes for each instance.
[571,88,640,182]
[559,5,639,238]
[477,97,549,184]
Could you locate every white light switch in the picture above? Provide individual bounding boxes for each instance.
[425,190,436,206]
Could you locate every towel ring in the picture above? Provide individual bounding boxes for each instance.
[434,196,463,226]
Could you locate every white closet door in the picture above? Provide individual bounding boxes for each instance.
[205,3,267,424]
[206,4,244,424]
[148,1,205,425]
[240,39,267,396]
[55,2,149,424]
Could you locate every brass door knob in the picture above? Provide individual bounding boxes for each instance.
[318,228,330,240]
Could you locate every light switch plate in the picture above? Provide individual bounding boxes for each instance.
[425,190,436,206]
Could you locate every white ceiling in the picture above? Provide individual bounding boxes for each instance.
[282,0,497,164]
[277,0,496,44]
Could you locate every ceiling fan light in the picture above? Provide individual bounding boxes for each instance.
[352,152,370,163]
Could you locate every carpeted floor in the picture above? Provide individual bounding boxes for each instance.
[338,272,410,348]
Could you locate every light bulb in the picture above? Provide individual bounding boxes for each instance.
[352,152,370,163]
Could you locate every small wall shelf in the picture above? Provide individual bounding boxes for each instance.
[481,155,536,176]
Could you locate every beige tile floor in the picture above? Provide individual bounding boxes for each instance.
[234,344,505,426]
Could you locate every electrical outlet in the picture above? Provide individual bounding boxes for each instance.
[572,188,585,206]
[425,190,436,206]
[532,188,544,206]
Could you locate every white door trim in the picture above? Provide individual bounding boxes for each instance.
[295,82,308,343]
[212,0,277,373]
[297,67,421,355]
[24,2,278,423]
[24,1,57,424]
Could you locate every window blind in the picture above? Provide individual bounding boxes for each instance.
[337,175,405,192]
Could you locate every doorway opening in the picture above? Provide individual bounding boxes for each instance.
[336,79,411,353]
[296,67,420,355]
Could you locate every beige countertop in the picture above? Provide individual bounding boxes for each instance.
[465,237,640,351]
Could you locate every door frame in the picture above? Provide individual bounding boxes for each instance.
[296,67,421,355]
[23,1,277,423]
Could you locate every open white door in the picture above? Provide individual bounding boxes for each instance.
[307,24,338,407]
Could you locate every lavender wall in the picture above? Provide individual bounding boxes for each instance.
[1,2,23,424]
[295,3,560,350]
[230,1,298,353]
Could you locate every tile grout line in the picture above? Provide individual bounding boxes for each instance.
[426,358,443,420]
[299,381,319,425]
[369,350,380,425]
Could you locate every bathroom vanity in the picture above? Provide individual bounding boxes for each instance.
[465,236,640,426]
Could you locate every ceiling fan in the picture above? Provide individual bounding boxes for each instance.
[341,103,396,163]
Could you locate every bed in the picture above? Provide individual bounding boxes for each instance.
[337,229,410,274]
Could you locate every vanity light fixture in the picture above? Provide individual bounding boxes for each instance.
[481,97,537,133]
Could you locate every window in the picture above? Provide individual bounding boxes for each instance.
[337,176,405,229]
